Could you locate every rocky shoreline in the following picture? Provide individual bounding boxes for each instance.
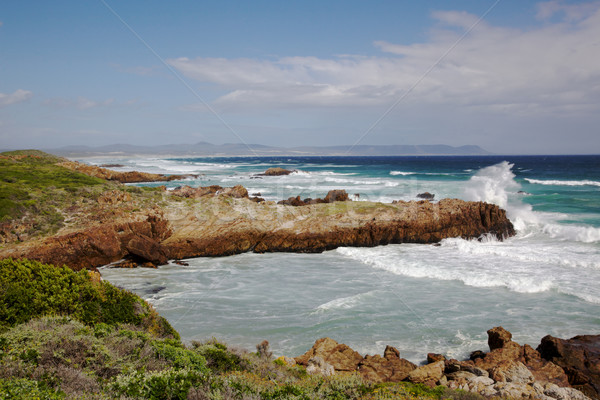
[286,326,599,399]
[1,184,515,270]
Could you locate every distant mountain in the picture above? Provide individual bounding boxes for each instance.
[47,142,492,157]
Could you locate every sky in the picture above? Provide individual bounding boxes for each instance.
[1,1,599,154]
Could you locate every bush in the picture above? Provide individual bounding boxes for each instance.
[0,378,65,399]
[0,258,178,339]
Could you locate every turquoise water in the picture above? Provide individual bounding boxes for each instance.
[98,155,600,362]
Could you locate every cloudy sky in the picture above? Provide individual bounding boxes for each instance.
[1,1,599,154]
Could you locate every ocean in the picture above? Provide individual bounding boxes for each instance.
[98,155,600,363]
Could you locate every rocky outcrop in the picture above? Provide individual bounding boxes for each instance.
[170,184,250,199]
[2,214,172,270]
[1,183,514,270]
[295,337,363,372]
[163,196,514,260]
[57,160,195,183]
[358,346,416,383]
[538,334,600,399]
[278,189,351,206]
[258,167,294,176]
[293,329,592,400]
[417,192,435,200]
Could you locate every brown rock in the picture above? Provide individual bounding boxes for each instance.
[521,344,569,387]
[488,326,513,350]
[538,334,600,399]
[295,338,363,372]
[126,234,168,265]
[221,185,249,198]
[407,360,445,384]
[324,189,350,203]
[427,353,446,364]
[358,346,416,383]
[261,167,293,176]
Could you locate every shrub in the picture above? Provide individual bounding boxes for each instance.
[0,378,65,399]
[109,368,205,400]
[0,258,178,339]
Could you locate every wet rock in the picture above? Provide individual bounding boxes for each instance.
[417,192,435,200]
[260,167,294,176]
[538,334,600,399]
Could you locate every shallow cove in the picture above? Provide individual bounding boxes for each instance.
[100,244,600,363]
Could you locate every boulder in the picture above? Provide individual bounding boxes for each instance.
[357,345,416,383]
[538,334,600,399]
[126,234,168,265]
[261,167,293,176]
[427,353,446,364]
[407,360,445,385]
[295,338,363,372]
[488,326,513,350]
[324,189,350,203]
[489,361,534,384]
[416,192,435,200]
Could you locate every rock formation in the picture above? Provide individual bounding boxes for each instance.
[293,328,593,399]
[538,334,600,399]
[1,184,515,269]
[278,189,350,206]
[257,167,294,176]
[57,160,195,183]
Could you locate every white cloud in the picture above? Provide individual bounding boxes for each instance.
[0,89,33,107]
[168,2,600,116]
[44,97,116,110]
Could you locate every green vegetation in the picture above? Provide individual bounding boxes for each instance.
[0,150,166,242]
[0,150,110,237]
[0,258,489,399]
[0,258,178,338]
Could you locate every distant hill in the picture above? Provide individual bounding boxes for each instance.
[46,142,492,157]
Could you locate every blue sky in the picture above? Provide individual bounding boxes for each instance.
[1,1,599,154]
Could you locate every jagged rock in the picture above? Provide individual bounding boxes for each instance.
[538,334,600,399]
[357,345,416,383]
[407,360,445,385]
[427,353,446,364]
[417,192,435,200]
[543,382,593,400]
[470,350,486,360]
[522,344,570,387]
[306,356,335,376]
[488,326,513,350]
[295,338,363,372]
[278,195,306,206]
[126,234,168,265]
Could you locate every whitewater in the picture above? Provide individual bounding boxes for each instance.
[99,155,600,362]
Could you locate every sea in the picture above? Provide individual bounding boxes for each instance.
[97,155,600,363]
